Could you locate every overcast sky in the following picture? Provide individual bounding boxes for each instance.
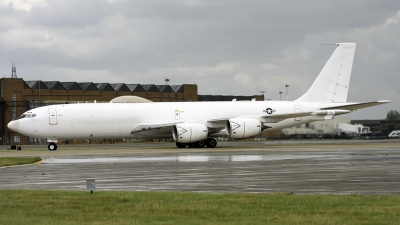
[0,0,399,119]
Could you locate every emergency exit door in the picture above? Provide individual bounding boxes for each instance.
[294,105,302,121]
[175,110,180,120]
[49,108,58,125]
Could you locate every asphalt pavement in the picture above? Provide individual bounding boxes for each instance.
[1,139,399,194]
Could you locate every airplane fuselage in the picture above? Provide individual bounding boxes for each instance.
[9,100,337,141]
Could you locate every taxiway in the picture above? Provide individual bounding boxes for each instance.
[1,140,400,194]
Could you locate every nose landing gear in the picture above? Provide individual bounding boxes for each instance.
[48,142,57,151]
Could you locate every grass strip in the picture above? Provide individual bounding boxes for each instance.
[0,157,41,167]
[0,190,399,225]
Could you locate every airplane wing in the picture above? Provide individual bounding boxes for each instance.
[129,100,390,136]
[259,112,315,123]
[260,112,313,119]
[130,120,227,137]
[320,100,390,111]
[207,112,314,122]
[205,100,390,124]
[130,122,178,134]
[206,112,315,124]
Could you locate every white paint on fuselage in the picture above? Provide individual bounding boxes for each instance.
[13,100,343,141]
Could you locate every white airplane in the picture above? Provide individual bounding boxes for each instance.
[8,43,390,150]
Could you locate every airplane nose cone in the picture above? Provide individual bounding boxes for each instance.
[7,120,19,132]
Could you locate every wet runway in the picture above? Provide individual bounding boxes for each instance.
[1,140,400,194]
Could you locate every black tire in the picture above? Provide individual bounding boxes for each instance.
[196,140,206,148]
[188,143,197,148]
[176,142,187,148]
[206,138,217,148]
[48,142,57,151]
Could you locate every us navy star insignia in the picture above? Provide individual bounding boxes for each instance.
[263,108,275,114]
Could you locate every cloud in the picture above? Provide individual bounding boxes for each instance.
[234,73,252,86]
[0,0,47,12]
[382,10,400,29]
[53,67,123,83]
[1,1,400,119]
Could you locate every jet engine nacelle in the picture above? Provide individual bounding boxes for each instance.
[173,123,208,143]
[226,118,262,138]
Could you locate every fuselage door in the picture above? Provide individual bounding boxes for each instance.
[294,105,302,121]
[175,109,180,120]
[49,108,58,125]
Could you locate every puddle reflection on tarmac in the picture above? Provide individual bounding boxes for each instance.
[43,154,344,164]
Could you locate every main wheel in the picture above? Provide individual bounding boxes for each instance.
[48,142,57,151]
[188,142,197,148]
[205,138,217,148]
[176,142,187,148]
[196,140,206,148]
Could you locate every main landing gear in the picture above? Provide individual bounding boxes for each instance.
[176,138,217,148]
[48,142,57,151]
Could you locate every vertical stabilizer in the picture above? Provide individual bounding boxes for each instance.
[295,43,356,103]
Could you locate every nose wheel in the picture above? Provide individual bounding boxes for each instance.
[48,142,57,151]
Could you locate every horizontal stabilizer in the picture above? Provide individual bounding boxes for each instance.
[320,100,390,111]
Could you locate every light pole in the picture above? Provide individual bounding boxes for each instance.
[279,91,283,101]
[285,84,290,101]
[164,78,172,101]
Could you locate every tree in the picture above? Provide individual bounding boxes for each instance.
[386,110,400,132]
[386,110,400,121]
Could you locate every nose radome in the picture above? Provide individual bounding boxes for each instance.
[7,120,19,132]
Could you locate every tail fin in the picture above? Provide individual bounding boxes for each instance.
[295,43,356,103]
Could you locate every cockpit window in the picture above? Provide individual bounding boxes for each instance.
[17,112,36,120]
[18,113,27,119]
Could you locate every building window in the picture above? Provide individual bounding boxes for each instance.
[30,101,41,109]
[12,93,16,120]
